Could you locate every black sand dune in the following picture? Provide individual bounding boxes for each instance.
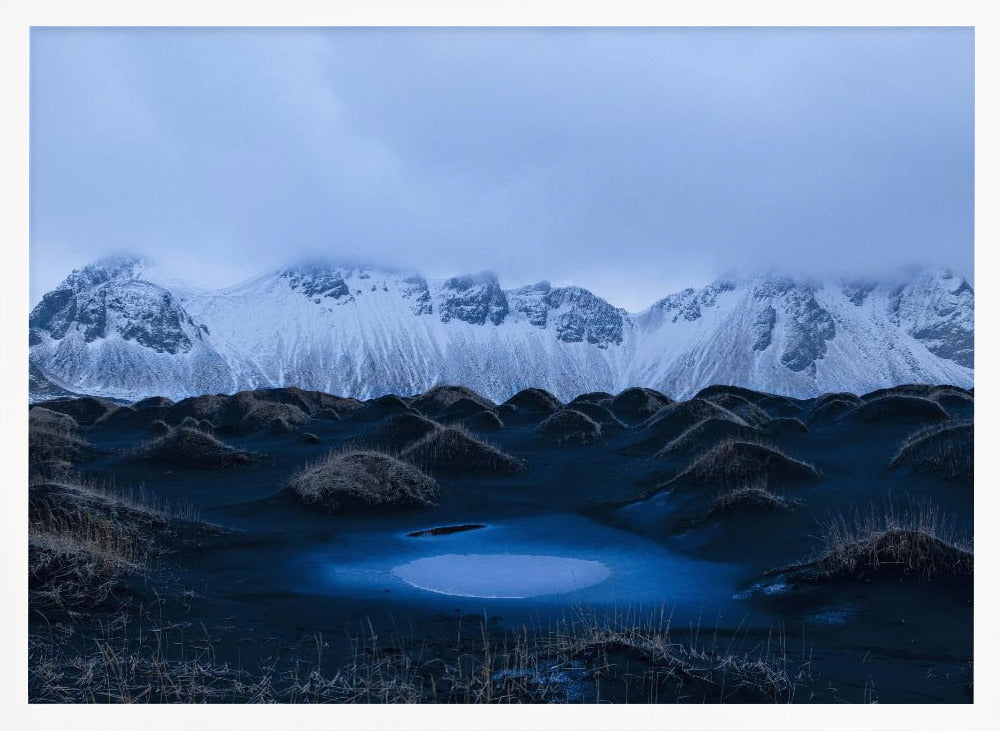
[288,449,439,513]
[890,420,973,480]
[608,387,673,424]
[663,440,820,492]
[27,382,975,705]
[568,391,614,406]
[653,417,761,459]
[503,387,563,415]
[462,409,505,431]
[132,427,259,468]
[763,417,809,436]
[402,425,526,475]
[565,400,627,430]
[38,396,119,426]
[436,396,491,424]
[536,408,603,445]
[840,395,949,425]
[364,412,443,450]
[807,397,858,426]
[410,385,494,417]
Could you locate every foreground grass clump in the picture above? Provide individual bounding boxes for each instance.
[29,410,95,464]
[402,426,526,476]
[132,427,258,468]
[29,609,811,703]
[890,420,972,481]
[289,449,439,512]
[28,470,203,610]
[783,499,972,583]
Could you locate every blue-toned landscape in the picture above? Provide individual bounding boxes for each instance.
[28,26,973,704]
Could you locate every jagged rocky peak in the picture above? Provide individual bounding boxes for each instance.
[279,261,434,316]
[509,281,626,347]
[437,271,509,325]
[649,279,736,322]
[281,263,352,301]
[891,269,974,368]
[749,275,836,374]
[63,251,153,289]
[29,251,206,355]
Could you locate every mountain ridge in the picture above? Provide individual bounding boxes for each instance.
[29,254,974,402]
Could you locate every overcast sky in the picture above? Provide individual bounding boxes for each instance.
[30,27,973,311]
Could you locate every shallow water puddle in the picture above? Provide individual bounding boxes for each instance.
[392,553,612,599]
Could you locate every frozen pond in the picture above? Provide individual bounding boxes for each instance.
[392,553,612,599]
[298,513,753,623]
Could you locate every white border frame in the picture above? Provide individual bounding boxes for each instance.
[1,2,997,729]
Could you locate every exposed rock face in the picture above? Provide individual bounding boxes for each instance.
[30,256,974,402]
[509,282,626,347]
[438,272,509,325]
[891,271,974,369]
[30,255,207,355]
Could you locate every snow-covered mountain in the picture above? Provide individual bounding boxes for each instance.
[29,254,974,402]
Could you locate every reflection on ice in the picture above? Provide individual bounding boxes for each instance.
[392,553,612,599]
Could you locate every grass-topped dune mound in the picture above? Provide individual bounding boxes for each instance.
[410,385,494,417]
[890,420,973,480]
[861,384,942,401]
[706,484,801,519]
[840,395,949,425]
[364,412,443,450]
[178,415,215,432]
[653,417,761,459]
[362,394,415,415]
[92,405,163,431]
[214,392,311,434]
[37,396,120,426]
[168,393,229,422]
[132,427,259,468]
[568,391,614,406]
[462,409,505,431]
[928,387,974,416]
[30,405,80,435]
[776,501,972,585]
[165,388,363,432]
[641,398,747,434]
[807,397,860,427]
[29,465,218,610]
[288,450,439,513]
[536,409,603,445]
[437,397,492,424]
[763,417,809,436]
[132,396,174,410]
[502,387,563,415]
[756,394,805,419]
[626,398,747,454]
[695,384,772,405]
[29,408,95,464]
[704,393,770,427]
[565,400,627,430]
[811,392,862,409]
[608,387,673,424]
[663,440,820,493]
[402,425,526,476]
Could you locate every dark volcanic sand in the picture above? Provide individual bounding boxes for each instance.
[32,388,974,703]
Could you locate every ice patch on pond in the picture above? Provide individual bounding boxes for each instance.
[392,553,612,599]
